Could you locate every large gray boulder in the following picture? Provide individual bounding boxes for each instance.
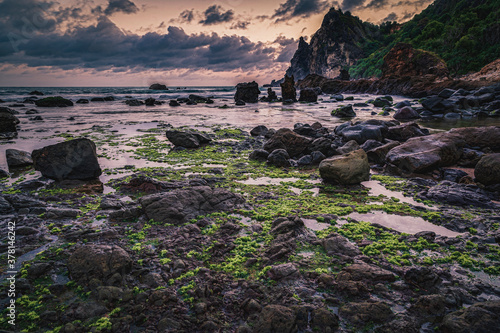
[140,186,245,225]
[319,149,370,185]
[32,138,102,180]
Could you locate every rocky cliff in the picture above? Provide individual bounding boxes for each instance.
[285,8,376,81]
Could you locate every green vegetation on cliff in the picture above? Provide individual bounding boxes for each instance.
[349,0,500,78]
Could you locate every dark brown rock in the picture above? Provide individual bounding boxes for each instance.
[474,153,500,185]
[263,128,312,157]
[280,75,297,102]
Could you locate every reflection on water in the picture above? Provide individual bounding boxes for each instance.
[346,211,460,237]
[362,180,435,209]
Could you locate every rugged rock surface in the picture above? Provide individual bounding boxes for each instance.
[440,301,500,333]
[331,105,356,118]
[280,75,297,102]
[0,109,19,137]
[418,181,497,208]
[166,130,211,148]
[6,149,33,168]
[319,149,370,185]
[393,106,420,120]
[234,81,260,103]
[67,245,132,283]
[285,8,376,80]
[140,186,245,225]
[32,138,102,180]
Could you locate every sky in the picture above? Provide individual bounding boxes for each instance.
[0,0,433,87]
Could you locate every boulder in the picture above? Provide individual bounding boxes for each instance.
[250,125,268,136]
[234,81,260,103]
[280,75,297,102]
[29,90,44,96]
[386,122,427,142]
[367,141,400,164]
[331,105,356,118]
[322,233,360,256]
[309,137,334,156]
[267,149,291,167]
[149,83,168,90]
[35,96,73,107]
[386,133,463,174]
[145,97,156,106]
[404,267,441,290]
[166,130,211,148]
[442,168,468,182]
[311,308,339,332]
[441,301,500,333]
[32,138,102,181]
[298,88,318,102]
[0,109,19,135]
[249,149,269,162]
[266,263,300,281]
[6,149,33,168]
[76,99,89,104]
[263,128,312,157]
[474,154,500,185]
[421,96,454,114]
[336,140,360,155]
[319,149,370,185]
[189,94,209,103]
[393,106,420,120]
[140,186,245,225]
[125,99,143,106]
[372,97,392,108]
[266,88,278,101]
[67,245,132,283]
[339,124,384,144]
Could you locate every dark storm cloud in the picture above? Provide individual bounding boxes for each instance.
[364,0,390,10]
[341,0,366,12]
[273,36,298,62]
[271,0,331,23]
[199,5,234,25]
[178,9,195,23]
[0,17,282,72]
[382,12,398,21]
[103,0,139,16]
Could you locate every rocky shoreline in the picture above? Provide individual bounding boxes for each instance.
[1,101,499,332]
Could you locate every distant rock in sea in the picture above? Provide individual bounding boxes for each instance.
[149,83,168,90]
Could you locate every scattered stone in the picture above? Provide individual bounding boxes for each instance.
[140,186,245,225]
[372,97,392,108]
[29,90,44,96]
[263,128,312,157]
[299,88,318,102]
[166,130,211,148]
[234,81,260,103]
[393,106,420,120]
[145,98,156,106]
[169,99,180,106]
[331,105,356,118]
[76,99,89,104]
[35,96,73,107]
[250,125,268,136]
[319,149,370,185]
[6,149,33,168]
[32,138,102,180]
[249,149,269,162]
[386,122,427,142]
[441,301,500,333]
[267,149,291,167]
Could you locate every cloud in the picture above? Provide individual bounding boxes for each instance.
[176,9,195,24]
[199,5,234,25]
[382,12,398,22]
[103,0,139,16]
[273,36,298,62]
[230,21,250,30]
[271,0,332,23]
[364,0,390,10]
[341,0,366,12]
[0,17,286,74]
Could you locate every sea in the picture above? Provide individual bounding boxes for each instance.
[1,85,499,172]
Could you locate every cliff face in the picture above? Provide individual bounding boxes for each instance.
[285,8,375,81]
